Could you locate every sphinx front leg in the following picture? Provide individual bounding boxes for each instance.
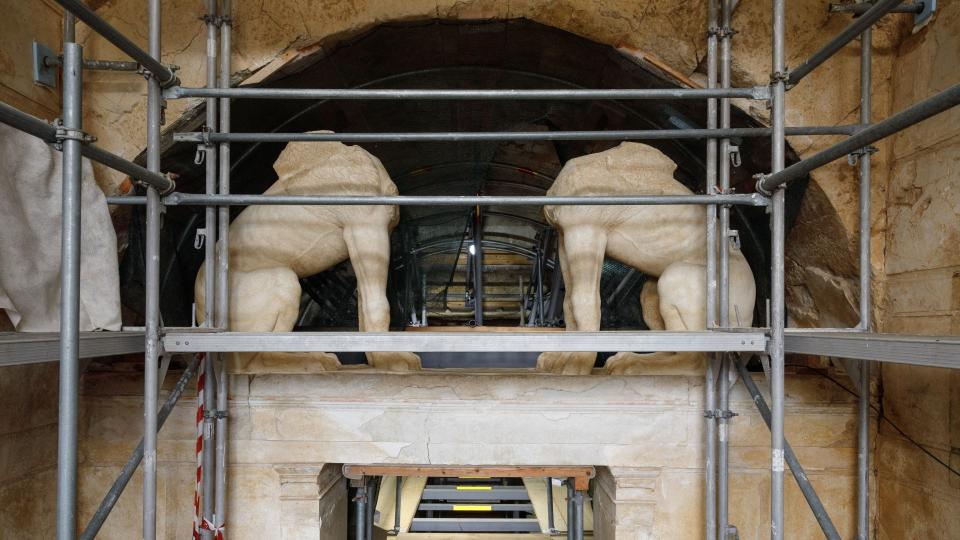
[345,223,421,371]
[536,226,606,375]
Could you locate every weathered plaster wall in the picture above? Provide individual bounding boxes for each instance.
[0,2,64,538]
[76,369,865,539]
[875,3,960,539]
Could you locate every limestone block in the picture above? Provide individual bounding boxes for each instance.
[0,468,57,539]
[885,267,960,316]
[72,368,870,538]
[276,464,347,540]
[594,467,659,540]
[886,140,960,274]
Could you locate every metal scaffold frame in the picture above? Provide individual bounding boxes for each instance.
[0,1,956,538]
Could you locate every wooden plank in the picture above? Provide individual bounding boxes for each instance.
[342,465,595,490]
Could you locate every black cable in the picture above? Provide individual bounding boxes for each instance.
[784,363,960,478]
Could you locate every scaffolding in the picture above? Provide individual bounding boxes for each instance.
[0,0,958,539]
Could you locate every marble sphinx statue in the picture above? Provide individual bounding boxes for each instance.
[195,135,421,372]
[537,142,756,375]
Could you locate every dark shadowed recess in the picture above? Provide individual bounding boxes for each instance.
[120,19,807,366]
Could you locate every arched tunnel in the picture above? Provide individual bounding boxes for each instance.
[120,19,808,367]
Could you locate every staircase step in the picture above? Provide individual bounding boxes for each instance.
[409,517,541,533]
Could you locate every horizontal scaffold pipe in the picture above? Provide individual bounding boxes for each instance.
[828,2,924,15]
[106,193,771,207]
[758,83,960,193]
[54,0,178,87]
[174,125,862,144]
[0,101,175,194]
[167,86,770,100]
[43,56,141,72]
[162,330,769,353]
[788,0,902,86]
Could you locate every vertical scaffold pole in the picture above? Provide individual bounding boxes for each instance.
[546,477,556,532]
[717,1,734,537]
[566,479,575,540]
[704,1,720,539]
[214,0,232,536]
[573,489,585,540]
[472,205,484,326]
[355,482,368,540]
[857,23,873,540]
[394,476,402,533]
[201,1,219,537]
[769,0,787,538]
[55,39,83,540]
[143,0,163,538]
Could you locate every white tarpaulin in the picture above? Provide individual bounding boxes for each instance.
[0,123,121,331]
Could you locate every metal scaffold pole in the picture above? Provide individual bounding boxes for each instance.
[857,23,873,540]
[769,0,788,538]
[355,482,368,540]
[201,1,219,537]
[55,38,82,540]
[143,0,163,537]
[717,1,735,537]
[214,1,232,536]
[704,0,720,537]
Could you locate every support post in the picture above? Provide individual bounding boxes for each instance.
[213,2,232,537]
[200,1,219,537]
[857,24,873,540]
[769,0,787,538]
[355,482,368,540]
[735,360,841,540]
[705,1,720,538]
[717,2,734,538]
[546,477,556,533]
[55,40,83,540]
[566,479,575,540]
[142,0,163,537]
[365,477,378,540]
[472,206,484,326]
[573,489,585,540]
[393,476,402,534]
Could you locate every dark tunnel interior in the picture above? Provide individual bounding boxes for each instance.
[119,19,808,367]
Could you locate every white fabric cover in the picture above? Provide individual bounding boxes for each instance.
[0,123,121,331]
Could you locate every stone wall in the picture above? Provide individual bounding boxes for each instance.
[0,2,63,538]
[77,368,865,539]
[876,2,960,538]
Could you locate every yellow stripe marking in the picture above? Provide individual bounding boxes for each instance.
[453,505,493,512]
[456,485,492,491]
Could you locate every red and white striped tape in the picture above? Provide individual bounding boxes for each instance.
[192,353,226,540]
[193,352,206,540]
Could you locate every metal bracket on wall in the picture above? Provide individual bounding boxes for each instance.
[32,41,57,88]
[914,0,936,32]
